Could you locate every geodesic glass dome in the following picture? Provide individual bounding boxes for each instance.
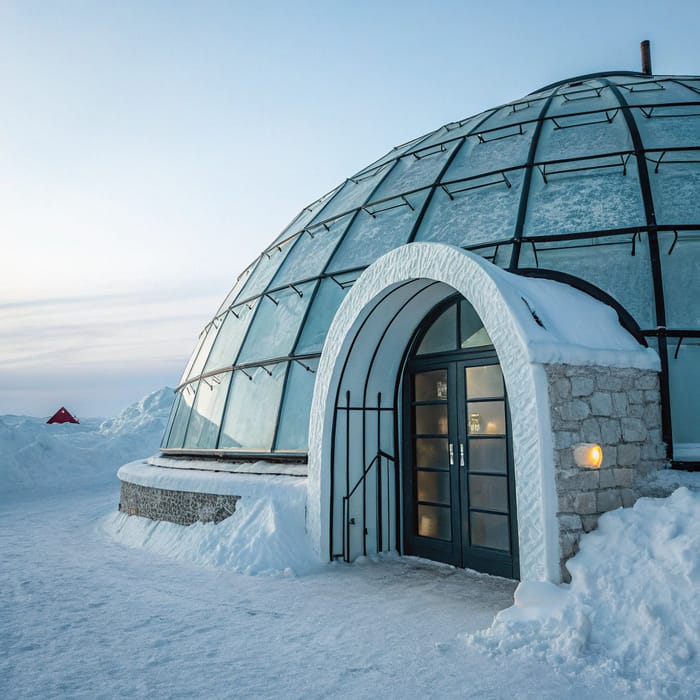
[161,72,700,463]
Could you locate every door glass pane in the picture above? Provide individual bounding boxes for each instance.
[470,511,510,551]
[415,437,449,469]
[468,475,508,513]
[418,504,452,540]
[417,471,451,505]
[414,369,448,401]
[466,365,504,399]
[468,438,507,473]
[417,304,457,355]
[460,300,492,348]
[415,405,448,435]
[467,401,506,435]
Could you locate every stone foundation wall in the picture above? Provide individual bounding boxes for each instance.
[545,363,666,581]
[119,480,240,525]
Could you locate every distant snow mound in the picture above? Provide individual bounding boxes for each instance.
[99,387,174,437]
[468,488,700,698]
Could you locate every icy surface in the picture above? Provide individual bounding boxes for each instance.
[469,488,700,699]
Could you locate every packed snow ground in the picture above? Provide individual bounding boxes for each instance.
[1,389,699,698]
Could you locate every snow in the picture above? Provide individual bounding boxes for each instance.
[2,388,699,698]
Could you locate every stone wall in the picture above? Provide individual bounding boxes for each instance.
[545,363,666,581]
[119,480,240,525]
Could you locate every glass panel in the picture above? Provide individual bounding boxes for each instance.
[467,401,506,435]
[415,405,448,435]
[415,168,525,247]
[160,391,181,448]
[165,384,197,448]
[269,188,339,246]
[524,157,645,236]
[417,471,451,505]
[238,238,295,300]
[417,504,451,540]
[668,342,700,458]
[179,326,210,385]
[470,511,510,551]
[415,438,449,469]
[326,190,429,273]
[410,113,485,149]
[294,273,356,354]
[633,105,700,150]
[214,272,249,317]
[466,365,504,399]
[274,358,319,451]
[469,439,508,474]
[659,232,700,328]
[183,373,232,449]
[204,302,257,372]
[184,321,220,383]
[414,369,448,401]
[417,304,457,355]
[271,214,352,288]
[551,81,619,115]
[649,156,700,227]
[236,281,315,364]
[460,300,491,348]
[218,363,286,450]
[469,475,508,513]
[517,235,655,329]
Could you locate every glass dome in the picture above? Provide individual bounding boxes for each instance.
[162,72,700,462]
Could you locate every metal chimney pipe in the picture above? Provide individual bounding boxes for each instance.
[641,40,652,75]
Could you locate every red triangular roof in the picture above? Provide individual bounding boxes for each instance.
[47,407,79,424]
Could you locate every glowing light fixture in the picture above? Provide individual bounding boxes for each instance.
[573,443,603,469]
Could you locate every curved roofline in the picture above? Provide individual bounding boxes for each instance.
[530,71,648,94]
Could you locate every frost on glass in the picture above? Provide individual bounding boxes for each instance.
[204,301,258,373]
[270,186,340,246]
[236,281,316,364]
[519,235,656,329]
[648,158,700,226]
[535,113,632,162]
[271,213,353,288]
[524,157,645,236]
[416,169,524,247]
[409,113,487,149]
[326,190,429,272]
[294,272,356,354]
[474,103,538,132]
[185,320,221,383]
[352,133,433,180]
[659,232,700,328]
[550,81,619,116]
[274,357,320,451]
[218,363,286,450]
[238,237,296,301]
[615,79,691,106]
[369,142,458,202]
[668,342,700,452]
[182,372,232,449]
[164,383,198,448]
[633,106,700,149]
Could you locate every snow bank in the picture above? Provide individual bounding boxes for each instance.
[103,472,320,577]
[469,488,700,698]
[0,388,173,497]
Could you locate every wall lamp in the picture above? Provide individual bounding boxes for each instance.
[574,443,603,469]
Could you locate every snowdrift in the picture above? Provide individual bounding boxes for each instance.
[469,487,700,698]
[0,387,173,496]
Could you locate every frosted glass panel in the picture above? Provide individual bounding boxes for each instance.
[445,126,530,179]
[415,405,448,435]
[649,158,700,226]
[417,304,457,355]
[524,157,644,236]
[470,511,509,550]
[417,471,451,505]
[518,236,655,329]
[183,373,231,449]
[467,402,506,435]
[416,169,524,247]
[294,274,355,354]
[238,238,295,300]
[417,504,451,540]
[326,190,428,272]
[551,82,619,115]
[415,438,449,469]
[204,302,257,372]
[410,113,486,149]
[274,358,319,451]
[270,188,339,246]
[469,475,508,513]
[633,107,700,149]
[469,439,507,473]
[237,281,315,363]
[668,343,700,454]
[218,363,286,450]
[466,365,504,399]
[271,214,352,287]
[414,369,448,401]
[659,233,700,328]
[165,384,198,448]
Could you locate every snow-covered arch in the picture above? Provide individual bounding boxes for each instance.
[307,243,658,582]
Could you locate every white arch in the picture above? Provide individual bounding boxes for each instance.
[307,242,656,581]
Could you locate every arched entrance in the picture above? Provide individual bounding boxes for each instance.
[402,296,518,578]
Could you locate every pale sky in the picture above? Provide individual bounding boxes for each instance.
[2,0,699,417]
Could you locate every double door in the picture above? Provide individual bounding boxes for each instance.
[403,354,518,578]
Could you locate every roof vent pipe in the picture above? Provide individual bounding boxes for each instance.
[641,39,652,75]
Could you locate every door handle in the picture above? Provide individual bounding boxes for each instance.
[449,443,454,466]
[459,443,465,467]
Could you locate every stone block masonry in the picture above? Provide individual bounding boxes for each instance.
[545,364,666,582]
[119,480,240,525]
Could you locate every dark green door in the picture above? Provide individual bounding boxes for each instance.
[402,299,518,578]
